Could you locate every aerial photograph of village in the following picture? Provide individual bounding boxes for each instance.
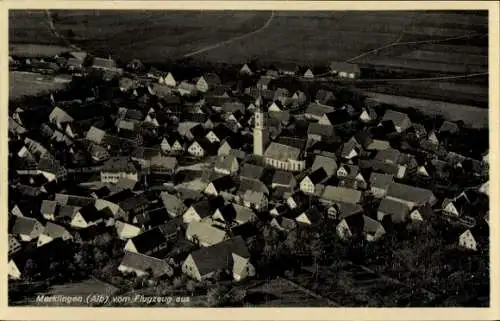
[7,9,490,307]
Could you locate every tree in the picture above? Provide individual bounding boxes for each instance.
[310,233,324,282]
[206,285,229,307]
[23,259,38,281]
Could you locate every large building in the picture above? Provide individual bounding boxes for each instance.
[100,157,139,184]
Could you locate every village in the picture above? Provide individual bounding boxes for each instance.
[8,51,490,306]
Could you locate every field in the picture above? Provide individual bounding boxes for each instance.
[9,10,489,118]
[10,43,72,57]
[9,71,69,100]
[362,92,489,128]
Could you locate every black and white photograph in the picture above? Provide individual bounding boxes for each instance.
[3,1,497,317]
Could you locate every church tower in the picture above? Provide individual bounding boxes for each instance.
[253,105,270,156]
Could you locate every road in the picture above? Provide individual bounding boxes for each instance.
[44,10,83,52]
[345,32,486,63]
[183,11,275,58]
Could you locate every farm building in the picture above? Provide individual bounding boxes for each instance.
[329,61,361,79]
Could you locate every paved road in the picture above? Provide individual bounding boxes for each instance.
[183,11,275,58]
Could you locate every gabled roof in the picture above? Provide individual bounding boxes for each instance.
[208,175,236,191]
[306,168,328,185]
[354,129,373,149]
[338,163,360,177]
[344,214,382,236]
[381,110,410,127]
[78,205,102,223]
[272,170,295,186]
[240,163,265,181]
[118,194,149,213]
[220,136,243,150]
[375,148,402,164]
[129,227,168,253]
[369,172,394,189]
[188,235,249,276]
[186,220,227,246]
[264,142,302,161]
[413,203,434,219]
[12,217,40,235]
[386,182,436,206]
[215,154,238,171]
[200,73,221,86]
[296,206,323,225]
[210,124,233,140]
[378,198,410,221]
[85,126,107,144]
[120,251,173,277]
[307,123,334,137]
[222,101,245,114]
[54,193,95,207]
[329,61,360,74]
[312,155,337,177]
[239,179,270,196]
[322,109,351,125]
[321,186,362,204]
[191,199,218,219]
[42,222,69,239]
[305,103,335,118]
[439,121,459,134]
[101,157,138,173]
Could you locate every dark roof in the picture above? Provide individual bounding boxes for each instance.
[119,194,149,213]
[307,123,334,137]
[78,205,102,223]
[189,236,249,277]
[378,198,410,223]
[102,157,138,173]
[129,227,168,253]
[209,175,236,191]
[194,137,219,154]
[200,73,221,86]
[315,89,336,104]
[240,163,265,181]
[191,199,215,219]
[344,214,382,236]
[221,136,243,150]
[211,124,233,140]
[323,110,351,125]
[105,189,135,203]
[272,170,295,186]
[354,129,373,149]
[307,168,328,184]
[18,174,49,187]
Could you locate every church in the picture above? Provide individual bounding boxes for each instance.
[253,105,306,172]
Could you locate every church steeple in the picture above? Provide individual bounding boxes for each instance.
[253,104,269,156]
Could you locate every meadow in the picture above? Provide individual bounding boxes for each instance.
[9,71,68,100]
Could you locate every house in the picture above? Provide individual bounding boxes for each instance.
[270,204,289,217]
[305,103,336,121]
[439,121,459,135]
[295,206,323,226]
[286,192,310,210]
[196,73,221,92]
[164,72,177,87]
[327,202,363,220]
[314,89,336,105]
[369,173,394,198]
[242,190,268,211]
[37,156,67,182]
[271,211,298,231]
[337,214,385,242]
[337,164,367,190]
[159,192,186,218]
[92,57,121,73]
[379,110,412,133]
[458,224,488,252]
[256,76,272,90]
[268,101,285,112]
[291,90,307,105]
[70,206,104,229]
[377,197,411,223]
[204,176,236,196]
[37,222,73,247]
[212,203,257,228]
[240,63,254,76]
[48,106,74,129]
[118,194,150,218]
[183,198,223,224]
[218,137,243,156]
[214,154,239,176]
[386,182,437,209]
[271,170,297,189]
[307,123,335,142]
[85,126,107,145]
[239,179,270,198]
[10,202,39,218]
[329,61,361,79]
[182,236,254,281]
[118,251,174,278]
[100,157,139,184]
[177,81,197,96]
[240,163,266,182]
[359,106,378,123]
[273,88,291,106]
[124,227,169,255]
[11,217,44,242]
[275,62,299,76]
[222,101,245,114]
[410,203,434,222]
[115,220,143,240]
[188,138,218,157]
[321,186,362,204]
[340,139,361,161]
[185,220,228,247]
[9,235,22,256]
[311,154,338,177]
[206,124,233,143]
[150,155,178,174]
[318,110,351,127]
[442,196,471,218]
[300,168,328,195]
[160,134,184,154]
